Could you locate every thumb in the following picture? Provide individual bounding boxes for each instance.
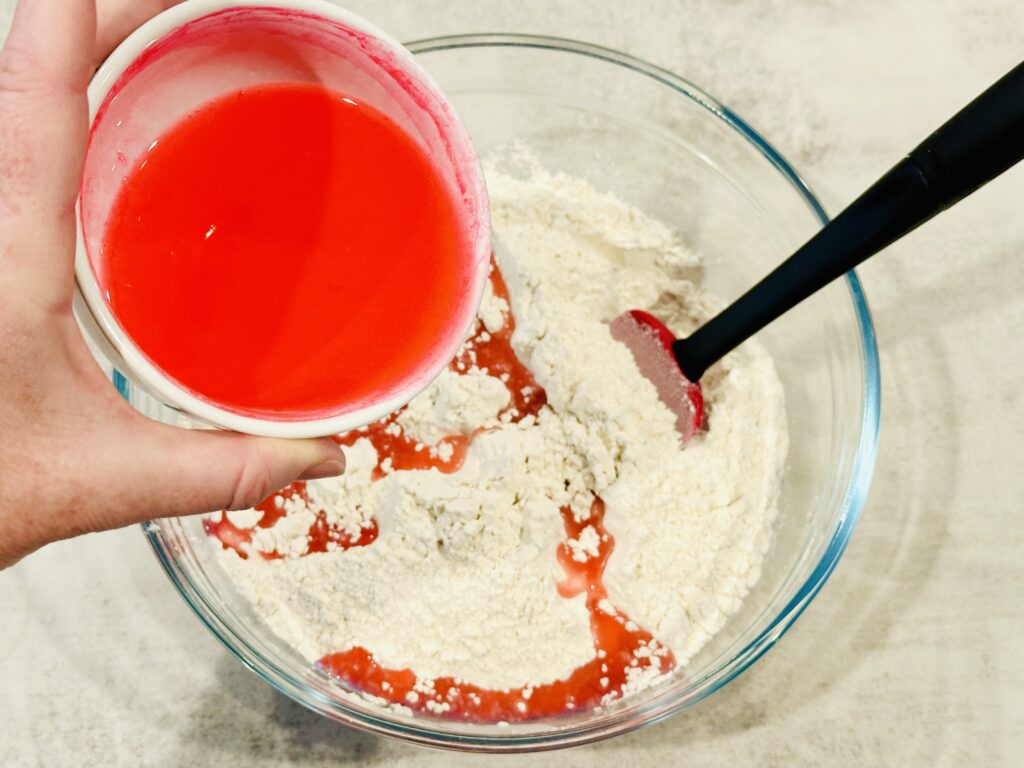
[84,416,345,530]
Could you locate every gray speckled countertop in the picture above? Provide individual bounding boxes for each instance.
[2,1,1022,765]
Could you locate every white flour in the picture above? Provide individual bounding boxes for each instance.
[216,156,787,704]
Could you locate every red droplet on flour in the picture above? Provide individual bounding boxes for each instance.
[96,82,475,419]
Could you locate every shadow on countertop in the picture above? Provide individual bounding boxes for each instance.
[160,657,380,766]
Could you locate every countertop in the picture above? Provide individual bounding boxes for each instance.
[1,1,1022,765]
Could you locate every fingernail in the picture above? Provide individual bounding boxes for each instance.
[299,460,345,481]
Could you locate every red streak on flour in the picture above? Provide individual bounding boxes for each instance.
[203,482,379,560]
[318,498,673,722]
[97,82,474,419]
[449,260,548,420]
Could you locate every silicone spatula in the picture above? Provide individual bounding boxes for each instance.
[612,59,1024,444]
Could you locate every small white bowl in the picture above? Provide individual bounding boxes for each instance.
[75,0,491,438]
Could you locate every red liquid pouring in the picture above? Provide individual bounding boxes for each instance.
[96,82,475,418]
[208,263,676,721]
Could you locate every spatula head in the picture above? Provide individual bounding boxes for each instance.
[609,310,703,445]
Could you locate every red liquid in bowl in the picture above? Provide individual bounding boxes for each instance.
[95,82,475,418]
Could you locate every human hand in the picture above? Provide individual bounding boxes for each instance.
[0,0,345,569]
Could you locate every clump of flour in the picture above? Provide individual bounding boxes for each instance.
[217,154,787,699]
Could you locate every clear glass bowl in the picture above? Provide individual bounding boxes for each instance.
[133,34,880,751]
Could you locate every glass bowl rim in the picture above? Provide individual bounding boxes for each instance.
[141,32,881,752]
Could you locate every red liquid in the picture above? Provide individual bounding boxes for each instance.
[204,482,379,560]
[208,261,675,720]
[450,262,548,420]
[97,83,473,418]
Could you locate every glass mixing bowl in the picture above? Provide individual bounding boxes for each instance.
[131,34,880,751]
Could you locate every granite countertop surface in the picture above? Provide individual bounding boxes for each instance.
[1,1,1022,765]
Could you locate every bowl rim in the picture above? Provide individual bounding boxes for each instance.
[142,32,881,752]
[74,0,492,438]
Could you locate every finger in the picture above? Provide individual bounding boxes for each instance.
[94,0,180,66]
[81,418,347,532]
[0,0,95,303]
[0,420,345,568]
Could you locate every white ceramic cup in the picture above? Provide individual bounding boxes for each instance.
[75,0,491,438]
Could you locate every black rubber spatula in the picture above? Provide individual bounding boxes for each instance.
[612,60,1024,444]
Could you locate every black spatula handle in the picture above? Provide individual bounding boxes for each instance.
[674,60,1024,382]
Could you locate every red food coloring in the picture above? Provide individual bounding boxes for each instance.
[450,260,548,421]
[96,82,476,419]
[609,309,704,443]
[334,415,473,480]
[204,482,378,560]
